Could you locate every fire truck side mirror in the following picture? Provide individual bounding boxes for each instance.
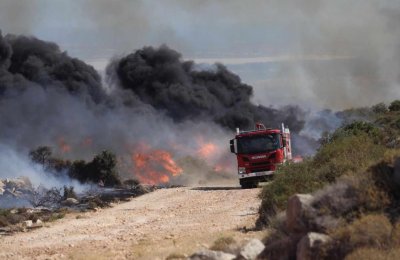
[229,139,236,153]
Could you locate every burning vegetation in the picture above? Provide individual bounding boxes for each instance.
[130,142,183,185]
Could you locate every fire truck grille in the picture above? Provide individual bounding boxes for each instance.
[250,162,270,167]
[252,168,269,173]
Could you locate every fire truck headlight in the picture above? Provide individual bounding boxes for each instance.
[238,167,246,174]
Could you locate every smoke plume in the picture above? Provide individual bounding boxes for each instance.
[0,32,105,103]
[109,45,305,131]
[0,31,306,187]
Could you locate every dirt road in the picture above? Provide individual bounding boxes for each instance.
[0,186,262,259]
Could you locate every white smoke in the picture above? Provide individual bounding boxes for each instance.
[0,143,85,191]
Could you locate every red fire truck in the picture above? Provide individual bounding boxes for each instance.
[230,123,292,188]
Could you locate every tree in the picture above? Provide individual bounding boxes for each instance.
[29,146,52,167]
[89,150,121,187]
[389,100,400,112]
[69,160,88,183]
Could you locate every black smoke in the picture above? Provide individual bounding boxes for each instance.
[0,31,314,189]
[110,45,305,132]
[0,31,105,103]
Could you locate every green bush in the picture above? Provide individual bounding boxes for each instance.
[329,121,381,143]
[258,159,322,223]
[372,103,388,114]
[257,133,385,227]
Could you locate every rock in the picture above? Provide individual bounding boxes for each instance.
[238,239,265,260]
[22,220,33,227]
[61,198,79,206]
[190,250,236,260]
[4,177,33,191]
[35,219,43,226]
[258,234,303,260]
[286,194,314,233]
[296,232,331,260]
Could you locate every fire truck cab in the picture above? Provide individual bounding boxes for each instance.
[230,123,292,189]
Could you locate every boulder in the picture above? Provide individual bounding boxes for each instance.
[5,177,33,191]
[61,198,79,206]
[190,250,236,260]
[238,239,265,260]
[296,232,331,260]
[22,220,33,228]
[286,194,314,233]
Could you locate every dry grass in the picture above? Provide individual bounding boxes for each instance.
[323,214,393,258]
[165,252,187,259]
[345,247,400,260]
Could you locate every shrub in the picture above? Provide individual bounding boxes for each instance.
[389,100,400,112]
[210,236,237,253]
[325,214,392,258]
[63,186,77,199]
[372,103,388,114]
[28,186,62,208]
[329,121,381,143]
[257,133,385,227]
[345,247,400,260]
[258,160,322,225]
[123,179,140,189]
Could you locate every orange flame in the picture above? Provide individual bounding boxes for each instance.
[58,137,71,153]
[130,143,183,185]
[196,136,219,160]
[197,142,218,159]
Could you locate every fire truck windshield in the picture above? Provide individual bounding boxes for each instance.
[237,134,280,154]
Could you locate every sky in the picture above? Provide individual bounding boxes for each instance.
[1,0,399,110]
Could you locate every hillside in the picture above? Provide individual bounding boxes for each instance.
[256,101,400,259]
